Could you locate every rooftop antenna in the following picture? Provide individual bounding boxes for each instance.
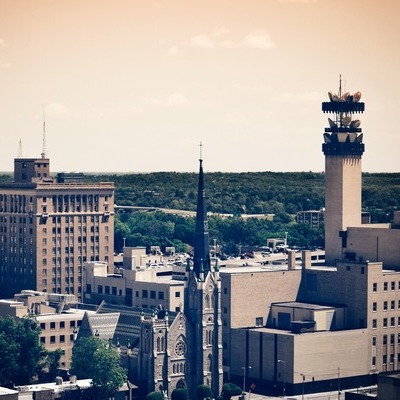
[17,138,23,158]
[41,104,47,159]
[338,74,342,97]
[199,141,203,161]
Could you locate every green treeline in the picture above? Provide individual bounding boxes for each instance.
[83,171,400,219]
[1,171,398,254]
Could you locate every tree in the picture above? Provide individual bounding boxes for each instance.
[146,391,165,400]
[38,348,63,382]
[221,383,242,400]
[195,384,212,400]
[70,337,127,399]
[0,316,44,387]
[171,387,188,400]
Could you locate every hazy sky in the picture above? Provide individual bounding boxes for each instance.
[0,0,399,173]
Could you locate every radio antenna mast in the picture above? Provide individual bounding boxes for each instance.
[17,138,23,158]
[41,104,47,159]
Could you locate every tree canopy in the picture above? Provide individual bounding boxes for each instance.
[70,337,126,399]
[0,316,45,387]
[221,383,242,400]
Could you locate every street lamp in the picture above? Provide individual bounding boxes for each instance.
[278,360,286,398]
[242,366,252,398]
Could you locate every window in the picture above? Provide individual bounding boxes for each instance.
[390,354,395,364]
[383,318,388,328]
[40,337,46,344]
[40,323,46,330]
[372,302,377,312]
[98,285,103,294]
[256,317,263,326]
[70,321,76,327]
[391,334,395,344]
[60,321,65,329]
[50,336,56,344]
[383,335,387,345]
[175,291,180,298]
[383,301,388,311]
[383,355,387,364]
[86,284,91,294]
[50,322,56,329]
[372,356,376,366]
[158,291,164,300]
[224,287,228,294]
[384,282,388,291]
[372,283,377,292]
[60,335,65,343]
[372,319,377,329]
[112,287,117,295]
[391,317,395,327]
[392,281,395,291]
[372,336,376,346]
[142,290,148,298]
[224,307,228,314]
[150,291,156,299]
[392,301,396,310]
[105,286,110,295]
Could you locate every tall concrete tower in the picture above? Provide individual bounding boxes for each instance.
[322,79,365,264]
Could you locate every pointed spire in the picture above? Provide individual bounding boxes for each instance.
[193,147,211,277]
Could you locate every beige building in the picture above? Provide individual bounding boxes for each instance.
[0,291,119,370]
[82,248,186,312]
[0,156,115,300]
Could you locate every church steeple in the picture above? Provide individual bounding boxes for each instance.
[193,151,211,277]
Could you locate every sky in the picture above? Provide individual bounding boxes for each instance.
[0,0,399,173]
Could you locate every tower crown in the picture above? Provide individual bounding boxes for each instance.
[322,78,365,156]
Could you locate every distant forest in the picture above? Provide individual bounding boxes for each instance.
[1,171,398,254]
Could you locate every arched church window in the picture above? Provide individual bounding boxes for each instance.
[208,354,212,371]
[161,336,165,352]
[157,337,161,352]
[205,294,210,309]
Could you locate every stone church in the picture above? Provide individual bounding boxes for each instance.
[110,158,223,398]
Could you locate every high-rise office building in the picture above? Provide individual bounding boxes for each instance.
[0,155,114,299]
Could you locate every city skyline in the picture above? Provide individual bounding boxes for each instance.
[0,0,399,173]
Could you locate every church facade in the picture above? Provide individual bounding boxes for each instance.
[116,158,223,398]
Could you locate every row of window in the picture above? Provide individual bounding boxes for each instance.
[372,354,400,366]
[40,334,72,344]
[141,289,168,299]
[372,281,400,292]
[372,334,400,346]
[40,320,81,330]
[372,317,400,329]
[372,300,400,312]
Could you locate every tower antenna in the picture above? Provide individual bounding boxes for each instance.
[199,141,203,160]
[41,104,47,159]
[17,138,23,158]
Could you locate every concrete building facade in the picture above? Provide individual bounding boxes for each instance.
[0,156,115,300]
